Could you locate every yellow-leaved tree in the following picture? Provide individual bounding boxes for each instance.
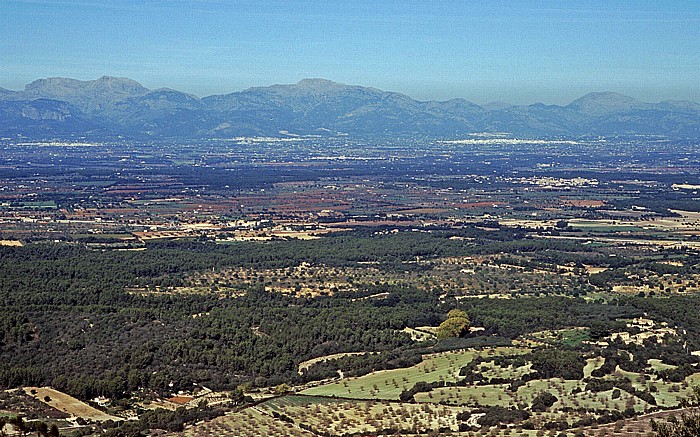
[436,309,470,340]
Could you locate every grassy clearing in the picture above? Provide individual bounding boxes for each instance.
[402,327,436,342]
[415,376,654,415]
[583,356,605,378]
[561,388,650,414]
[297,352,375,375]
[513,378,654,413]
[525,327,590,347]
[479,362,534,381]
[558,328,591,347]
[647,358,677,371]
[515,379,584,403]
[609,367,700,408]
[300,347,528,400]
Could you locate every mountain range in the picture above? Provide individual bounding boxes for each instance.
[1,76,699,140]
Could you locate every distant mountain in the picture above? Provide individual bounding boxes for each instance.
[200,78,486,136]
[1,76,699,140]
[22,76,149,113]
[481,101,513,111]
[0,99,102,137]
[566,92,650,117]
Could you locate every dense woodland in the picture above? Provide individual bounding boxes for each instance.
[2,228,700,404]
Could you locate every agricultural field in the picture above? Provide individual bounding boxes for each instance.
[168,335,700,436]
[23,387,122,422]
[178,407,313,437]
[144,254,598,298]
[301,348,529,400]
[257,395,465,435]
[2,140,700,435]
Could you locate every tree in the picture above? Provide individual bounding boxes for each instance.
[436,309,470,340]
[37,422,48,437]
[8,416,26,437]
[49,425,60,437]
[274,383,291,395]
[531,392,558,412]
[651,386,700,436]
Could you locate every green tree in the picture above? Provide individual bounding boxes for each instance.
[652,386,700,436]
[437,309,470,340]
[274,383,291,395]
[49,424,60,437]
[37,422,48,437]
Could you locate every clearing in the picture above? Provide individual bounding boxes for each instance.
[24,387,122,422]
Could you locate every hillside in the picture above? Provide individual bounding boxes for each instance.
[1,76,699,140]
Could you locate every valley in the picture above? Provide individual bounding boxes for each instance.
[1,137,700,436]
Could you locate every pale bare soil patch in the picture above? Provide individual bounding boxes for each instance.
[298,352,376,375]
[24,387,121,421]
[540,234,700,249]
[0,240,22,246]
[402,327,437,342]
[499,219,560,229]
[584,265,609,274]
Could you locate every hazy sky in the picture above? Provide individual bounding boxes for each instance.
[1,0,699,104]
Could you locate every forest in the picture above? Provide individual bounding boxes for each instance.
[2,229,700,405]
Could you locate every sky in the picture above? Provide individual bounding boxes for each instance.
[1,0,699,105]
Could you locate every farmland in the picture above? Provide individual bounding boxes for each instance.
[301,348,529,400]
[1,137,700,435]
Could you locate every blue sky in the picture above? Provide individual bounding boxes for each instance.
[1,0,698,104]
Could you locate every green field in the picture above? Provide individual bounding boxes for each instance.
[583,356,605,378]
[300,347,529,400]
[414,384,513,407]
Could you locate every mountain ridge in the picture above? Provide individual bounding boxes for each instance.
[1,76,698,140]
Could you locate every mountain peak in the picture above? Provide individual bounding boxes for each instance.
[96,75,146,87]
[569,91,639,106]
[2,76,699,139]
[25,76,148,94]
[572,91,639,103]
[290,78,351,94]
[481,101,512,111]
[567,91,647,116]
[238,78,352,98]
[293,78,348,92]
[21,76,149,113]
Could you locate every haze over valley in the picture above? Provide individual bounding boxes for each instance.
[2,76,699,140]
[2,1,700,436]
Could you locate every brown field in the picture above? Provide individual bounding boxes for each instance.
[24,387,122,421]
[133,231,195,240]
[560,198,606,208]
[0,240,22,246]
[395,208,452,214]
